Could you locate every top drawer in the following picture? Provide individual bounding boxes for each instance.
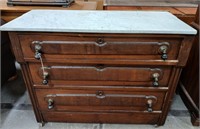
[18,33,181,62]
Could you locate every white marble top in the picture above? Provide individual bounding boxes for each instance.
[0,10,197,35]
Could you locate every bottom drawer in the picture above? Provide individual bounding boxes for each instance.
[42,111,161,124]
[36,88,166,112]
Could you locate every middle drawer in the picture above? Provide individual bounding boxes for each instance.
[29,63,172,87]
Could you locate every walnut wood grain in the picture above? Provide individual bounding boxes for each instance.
[8,32,25,63]
[35,88,166,112]
[20,64,44,122]
[17,33,186,66]
[19,33,181,59]
[29,63,172,87]
[8,31,195,125]
[158,67,182,125]
[42,111,161,124]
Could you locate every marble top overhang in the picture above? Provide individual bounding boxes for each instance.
[0,10,197,35]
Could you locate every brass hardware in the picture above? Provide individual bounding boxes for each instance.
[147,99,153,112]
[42,71,49,85]
[152,73,159,87]
[159,45,168,60]
[96,91,105,99]
[48,99,54,109]
[33,41,42,59]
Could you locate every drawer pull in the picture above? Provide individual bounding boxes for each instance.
[32,41,42,59]
[42,71,49,85]
[152,73,159,87]
[48,99,54,109]
[96,91,105,99]
[147,99,153,112]
[96,38,107,47]
[160,45,168,61]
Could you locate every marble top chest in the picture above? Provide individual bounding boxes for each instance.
[0,10,196,126]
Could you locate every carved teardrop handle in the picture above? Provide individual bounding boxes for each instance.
[48,99,54,109]
[42,71,49,85]
[152,73,160,87]
[159,45,168,61]
[147,99,153,112]
[32,41,42,59]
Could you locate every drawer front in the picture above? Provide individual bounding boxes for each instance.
[29,63,172,87]
[36,89,166,112]
[19,34,181,60]
[42,111,161,124]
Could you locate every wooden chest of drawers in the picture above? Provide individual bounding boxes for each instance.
[0,10,196,126]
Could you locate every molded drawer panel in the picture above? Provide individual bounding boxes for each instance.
[29,63,172,87]
[36,88,166,112]
[19,33,181,61]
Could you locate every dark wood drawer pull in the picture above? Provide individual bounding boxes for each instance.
[152,73,160,87]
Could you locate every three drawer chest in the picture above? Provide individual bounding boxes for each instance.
[0,10,197,126]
